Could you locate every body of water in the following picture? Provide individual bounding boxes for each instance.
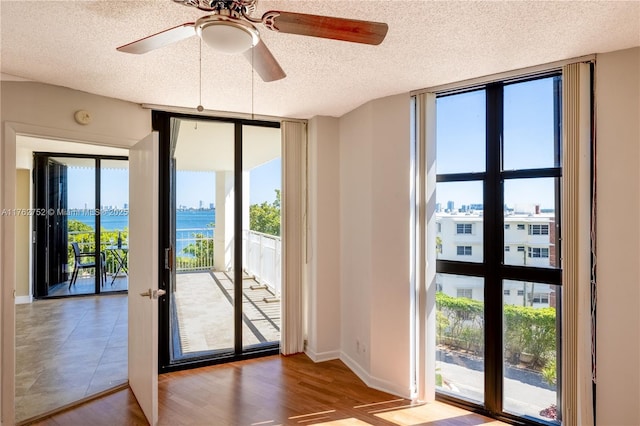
[71,209,215,231]
[71,209,216,256]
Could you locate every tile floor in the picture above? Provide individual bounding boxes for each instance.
[15,294,128,423]
[173,271,280,357]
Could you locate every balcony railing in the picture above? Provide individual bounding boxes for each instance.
[68,228,282,298]
[243,230,281,299]
[176,228,214,271]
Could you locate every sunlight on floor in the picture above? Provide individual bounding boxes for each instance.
[310,419,374,425]
[374,402,506,425]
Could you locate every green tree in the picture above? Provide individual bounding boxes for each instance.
[182,224,214,266]
[250,189,281,236]
[69,219,93,233]
[67,219,130,273]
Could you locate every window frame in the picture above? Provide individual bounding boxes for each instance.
[457,288,473,299]
[456,245,473,256]
[456,223,473,234]
[433,74,563,424]
[529,224,550,235]
[528,247,550,258]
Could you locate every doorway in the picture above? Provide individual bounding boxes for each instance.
[156,113,282,370]
[14,138,131,423]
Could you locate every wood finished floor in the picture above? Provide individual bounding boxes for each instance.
[32,354,505,426]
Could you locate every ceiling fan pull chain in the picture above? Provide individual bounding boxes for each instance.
[197,38,204,112]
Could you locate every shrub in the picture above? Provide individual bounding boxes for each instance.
[436,291,557,369]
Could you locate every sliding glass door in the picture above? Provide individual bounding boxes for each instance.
[33,154,128,297]
[157,112,281,370]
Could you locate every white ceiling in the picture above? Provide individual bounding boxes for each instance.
[1,1,639,119]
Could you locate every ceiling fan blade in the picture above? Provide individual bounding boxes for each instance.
[244,40,286,82]
[261,11,388,45]
[117,23,196,54]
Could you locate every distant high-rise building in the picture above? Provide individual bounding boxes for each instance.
[435,203,442,213]
[199,200,204,209]
[447,200,455,212]
[209,203,214,209]
[123,203,128,209]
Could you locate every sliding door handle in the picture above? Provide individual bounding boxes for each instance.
[164,247,174,271]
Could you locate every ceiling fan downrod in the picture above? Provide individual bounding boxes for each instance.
[173,0,257,15]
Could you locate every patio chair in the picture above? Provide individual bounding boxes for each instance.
[69,242,106,288]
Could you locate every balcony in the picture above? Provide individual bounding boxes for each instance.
[173,228,282,356]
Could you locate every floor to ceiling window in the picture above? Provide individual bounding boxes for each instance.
[155,112,282,371]
[431,74,563,424]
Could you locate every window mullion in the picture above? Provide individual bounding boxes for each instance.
[484,83,504,414]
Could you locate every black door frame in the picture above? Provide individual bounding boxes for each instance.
[153,110,281,373]
[32,152,128,298]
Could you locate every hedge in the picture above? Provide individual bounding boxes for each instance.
[436,291,556,369]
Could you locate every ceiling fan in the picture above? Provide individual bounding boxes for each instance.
[117,0,388,82]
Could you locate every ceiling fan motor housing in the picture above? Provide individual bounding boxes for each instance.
[195,15,260,54]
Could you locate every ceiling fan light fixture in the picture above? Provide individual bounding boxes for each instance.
[196,18,259,54]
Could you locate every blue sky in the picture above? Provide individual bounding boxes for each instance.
[68,158,281,209]
[435,77,558,210]
[174,158,281,208]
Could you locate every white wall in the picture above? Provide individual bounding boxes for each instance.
[1,80,151,425]
[306,116,341,361]
[339,101,374,376]
[368,94,412,396]
[15,170,30,300]
[595,47,640,425]
[338,94,412,397]
[1,82,151,145]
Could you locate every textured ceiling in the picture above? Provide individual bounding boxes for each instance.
[1,1,639,119]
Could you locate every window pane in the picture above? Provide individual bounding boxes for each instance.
[436,274,484,404]
[61,157,96,296]
[436,181,483,263]
[503,77,560,170]
[504,178,558,268]
[436,90,486,174]
[171,119,234,362]
[503,280,559,422]
[100,159,129,294]
[243,124,282,350]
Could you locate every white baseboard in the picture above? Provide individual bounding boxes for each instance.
[340,351,411,399]
[15,295,32,304]
[367,373,412,399]
[305,348,340,363]
[340,351,370,386]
